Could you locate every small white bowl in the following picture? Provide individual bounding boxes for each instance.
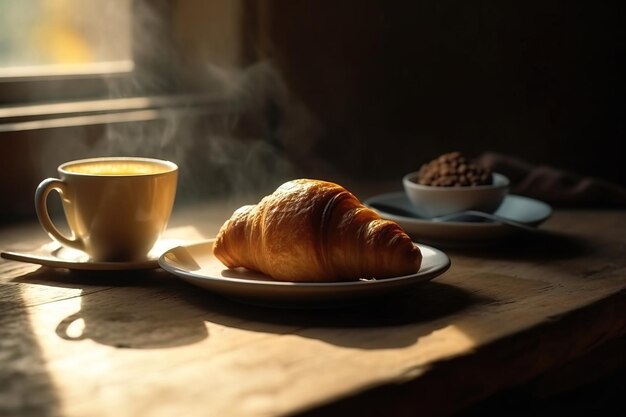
[402,172,510,219]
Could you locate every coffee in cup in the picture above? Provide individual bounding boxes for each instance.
[35,157,178,262]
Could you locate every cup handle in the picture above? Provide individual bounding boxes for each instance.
[35,178,85,252]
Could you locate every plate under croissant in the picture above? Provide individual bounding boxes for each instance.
[159,239,450,308]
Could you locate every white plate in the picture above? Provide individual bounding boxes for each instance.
[1,239,186,271]
[159,240,451,308]
[364,192,552,245]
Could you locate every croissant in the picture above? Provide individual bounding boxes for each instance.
[213,179,422,282]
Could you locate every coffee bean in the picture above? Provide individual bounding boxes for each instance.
[416,152,492,187]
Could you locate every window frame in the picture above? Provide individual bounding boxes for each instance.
[0,0,177,106]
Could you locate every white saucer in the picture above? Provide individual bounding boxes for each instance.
[159,239,450,308]
[1,239,190,271]
[364,192,552,245]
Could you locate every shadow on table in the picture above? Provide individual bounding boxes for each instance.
[0,284,61,417]
[13,267,209,349]
[444,230,589,262]
[13,265,481,350]
[445,230,624,283]
[182,279,482,349]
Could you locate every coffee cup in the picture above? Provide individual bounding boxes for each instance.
[35,157,178,262]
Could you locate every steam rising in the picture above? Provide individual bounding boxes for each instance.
[36,1,329,205]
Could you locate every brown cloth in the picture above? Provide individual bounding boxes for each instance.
[477,152,626,207]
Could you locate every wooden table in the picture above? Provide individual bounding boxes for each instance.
[1,200,625,417]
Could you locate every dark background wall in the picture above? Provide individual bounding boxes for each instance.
[254,1,625,184]
[2,1,624,222]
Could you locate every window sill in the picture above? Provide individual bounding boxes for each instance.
[0,93,236,132]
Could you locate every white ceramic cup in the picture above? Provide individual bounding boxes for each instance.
[35,157,178,262]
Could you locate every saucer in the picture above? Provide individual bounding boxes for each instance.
[1,238,190,271]
[364,192,552,245]
[159,239,450,308]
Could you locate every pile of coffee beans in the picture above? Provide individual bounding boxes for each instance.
[416,152,492,187]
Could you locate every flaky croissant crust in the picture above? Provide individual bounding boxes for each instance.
[213,179,422,282]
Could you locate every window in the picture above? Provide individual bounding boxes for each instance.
[0,0,145,104]
[0,0,200,107]
[0,0,132,78]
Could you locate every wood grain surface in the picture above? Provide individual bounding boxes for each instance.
[1,201,625,417]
